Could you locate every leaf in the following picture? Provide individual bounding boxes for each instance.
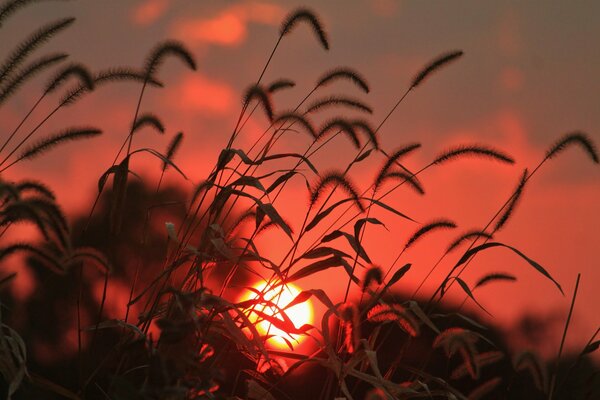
[129,148,187,180]
[306,198,359,232]
[322,230,371,263]
[455,242,563,294]
[109,156,129,235]
[353,148,373,163]
[257,203,293,240]
[582,340,600,355]
[353,217,386,242]
[83,319,144,338]
[251,308,311,335]
[266,171,298,194]
[454,277,490,316]
[283,289,339,317]
[292,246,351,265]
[286,256,346,283]
[369,198,416,222]
[407,300,439,334]
[387,263,411,287]
[230,175,266,192]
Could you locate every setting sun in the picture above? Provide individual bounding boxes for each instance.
[240,282,313,348]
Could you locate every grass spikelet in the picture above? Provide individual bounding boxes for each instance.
[352,119,379,150]
[433,327,477,349]
[23,196,68,231]
[495,169,527,231]
[16,180,55,200]
[317,118,360,148]
[447,229,493,253]
[0,1,70,27]
[45,62,94,93]
[367,303,419,336]
[67,247,112,272]
[162,132,183,171]
[0,53,67,103]
[339,303,359,353]
[362,266,383,292]
[305,96,372,114]
[405,219,457,250]
[375,143,421,187]
[411,50,464,88]
[433,144,514,165]
[434,328,480,379]
[310,171,364,212]
[60,67,163,105]
[474,273,517,289]
[144,40,196,77]
[267,78,295,93]
[274,112,317,139]
[545,131,599,164]
[1,201,50,240]
[279,7,329,50]
[316,67,370,93]
[18,127,102,160]
[132,113,165,134]
[0,0,36,26]
[376,171,424,195]
[452,351,504,380]
[243,84,274,121]
[0,17,74,82]
[0,243,63,273]
[456,341,480,379]
[467,377,502,400]
[514,351,547,393]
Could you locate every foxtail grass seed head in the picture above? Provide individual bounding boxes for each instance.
[280,8,329,50]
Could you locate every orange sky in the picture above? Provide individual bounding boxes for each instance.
[1,0,599,359]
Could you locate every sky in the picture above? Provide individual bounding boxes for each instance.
[1,0,599,359]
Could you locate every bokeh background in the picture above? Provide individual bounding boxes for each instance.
[1,0,598,361]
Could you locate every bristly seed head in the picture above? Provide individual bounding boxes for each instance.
[310,171,364,212]
[280,7,329,50]
[411,50,464,88]
[316,67,370,93]
[545,131,599,164]
[243,84,274,122]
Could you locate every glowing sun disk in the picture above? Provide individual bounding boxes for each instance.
[241,282,313,348]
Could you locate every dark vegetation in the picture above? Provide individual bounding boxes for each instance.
[0,1,598,399]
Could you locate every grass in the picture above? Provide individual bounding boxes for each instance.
[0,2,598,399]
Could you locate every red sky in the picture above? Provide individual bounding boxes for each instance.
[1,0,599,359]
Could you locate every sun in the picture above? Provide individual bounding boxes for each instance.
[239,281,313,348]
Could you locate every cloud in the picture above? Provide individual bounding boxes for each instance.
[370,0,401,17]
[497,8,522,57]
[168,73,235,115]
[171,2,285,47]
[499,66,524,92]
[131,0,170,26]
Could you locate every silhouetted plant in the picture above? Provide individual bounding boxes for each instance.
[0,3,598,400]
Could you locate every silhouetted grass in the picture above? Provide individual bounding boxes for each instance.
[0,3,598,400]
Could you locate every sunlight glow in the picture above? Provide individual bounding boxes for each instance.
[240,282,313,348]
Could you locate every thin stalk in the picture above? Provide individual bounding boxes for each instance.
[0,91,46,155]
[549,273,581,400]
